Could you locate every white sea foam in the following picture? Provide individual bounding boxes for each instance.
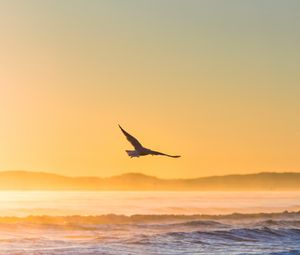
[0,191,299,254]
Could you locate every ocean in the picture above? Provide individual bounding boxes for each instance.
[0,191,299,255]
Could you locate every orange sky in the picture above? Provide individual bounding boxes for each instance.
[0,1,299,178]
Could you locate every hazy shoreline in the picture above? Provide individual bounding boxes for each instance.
[0,171,300,190]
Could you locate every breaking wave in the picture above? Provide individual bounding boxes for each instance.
[0,211,300,255]
[0,210,299,224]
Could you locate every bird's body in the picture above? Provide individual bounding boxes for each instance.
[119,125,180,158]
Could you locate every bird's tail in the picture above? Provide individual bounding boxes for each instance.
[126,150,140,158]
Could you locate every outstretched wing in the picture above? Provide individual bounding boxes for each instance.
[148,149,181,158]
[119,125,143,150]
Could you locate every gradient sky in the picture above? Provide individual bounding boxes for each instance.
[0,0,299,178]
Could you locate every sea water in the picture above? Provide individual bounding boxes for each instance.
[0,191,299,255]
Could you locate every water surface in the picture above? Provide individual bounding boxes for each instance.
[0,191,299,255]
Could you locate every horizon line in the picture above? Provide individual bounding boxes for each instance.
[0,169,299,180]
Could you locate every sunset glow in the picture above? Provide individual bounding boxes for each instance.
[0,1,300,179]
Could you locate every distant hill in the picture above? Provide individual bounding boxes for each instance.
[0,171,299,190]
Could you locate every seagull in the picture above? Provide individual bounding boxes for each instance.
[119,125,181,158]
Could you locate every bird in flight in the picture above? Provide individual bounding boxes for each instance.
[119,125,181,158]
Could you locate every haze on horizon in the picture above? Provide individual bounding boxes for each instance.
[0,0,300,179]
